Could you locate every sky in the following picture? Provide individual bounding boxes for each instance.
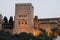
[0,0,60,19]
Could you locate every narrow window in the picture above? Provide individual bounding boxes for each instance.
[25,22,27,24]
[19,22,20,24]
[22,22,23,24]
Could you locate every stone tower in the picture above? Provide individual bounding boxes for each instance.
[0,14,2,30]
[13,3,34,34]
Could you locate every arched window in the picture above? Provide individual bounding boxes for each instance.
[25,22,27,24]
[22,22,23,24]
[19,22,20,24]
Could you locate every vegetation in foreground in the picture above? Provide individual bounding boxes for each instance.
[0,29,60,40]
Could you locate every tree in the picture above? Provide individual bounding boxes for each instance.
[9,16,13,23]
[9,16,14,29]
[57,26,60,36]
[14,32,36,40]
[3,16,8,23]
[18,32,30,40]
[51,27,58,38]
[12,34,19,40]
[28,33,37,40]
[2,16,8,29]
[37,29,48,40]
[0,30,12,40]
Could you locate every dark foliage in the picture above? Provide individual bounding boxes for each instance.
[2,16,14,29]
[9,16,14,29]
[51,27,58,38]
[3,16,8,23]
[0,29,60,40]
[9,16,13,23]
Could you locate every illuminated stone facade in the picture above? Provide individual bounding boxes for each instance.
[0,3,60,36]
[13,3,34,34]
[34,16,60,36]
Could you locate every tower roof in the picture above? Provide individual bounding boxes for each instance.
[15,3,33,8]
